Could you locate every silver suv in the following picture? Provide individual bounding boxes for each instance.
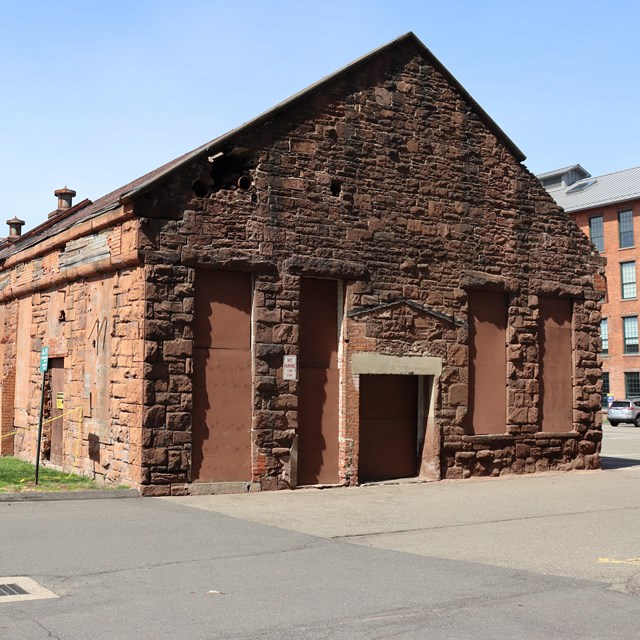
[608,399,640,427]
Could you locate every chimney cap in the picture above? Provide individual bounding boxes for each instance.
[54,186,76,198]
[6,216,25,240]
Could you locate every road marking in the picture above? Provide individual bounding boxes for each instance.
[598,557,640,566]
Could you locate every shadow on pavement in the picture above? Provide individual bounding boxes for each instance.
[601,456,640,470]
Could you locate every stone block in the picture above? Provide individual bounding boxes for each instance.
[142,448,167,466]
[140,485,171,497]
[143,405,166,429]
[163,339,192,357]
[146,320,175,341]
[167,412,190,431]
[448,383,467,406]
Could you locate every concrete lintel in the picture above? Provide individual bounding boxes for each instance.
[351,353,442,376]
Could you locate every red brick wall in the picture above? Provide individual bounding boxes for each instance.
[571,197,640,401]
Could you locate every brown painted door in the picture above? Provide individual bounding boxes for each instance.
[297,278,340,485]
[467,290,507,435]
[49,358,65,466]
[539,297,572,432]
[359,374,418,482]
[192,270,252,482]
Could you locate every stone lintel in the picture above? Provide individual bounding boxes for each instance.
[181,247,275,273]
[284,256,368,280]
[351,353,442,376]
[530,279,583,298]
[460,270,518,293]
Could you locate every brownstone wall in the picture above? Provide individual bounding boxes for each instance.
[133,41,603,494]
[0,301,17,456]
[4,216,145,486]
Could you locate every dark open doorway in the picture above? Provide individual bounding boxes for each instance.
[359,374,429,483]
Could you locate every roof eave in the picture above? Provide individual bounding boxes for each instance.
[563,193,640,213]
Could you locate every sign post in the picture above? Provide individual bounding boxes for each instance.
[34,347,49,485]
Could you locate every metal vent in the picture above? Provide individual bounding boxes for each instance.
[0,577,57,603]
[0,583,27,597]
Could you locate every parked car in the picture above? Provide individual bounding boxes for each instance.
[608,399,640,427]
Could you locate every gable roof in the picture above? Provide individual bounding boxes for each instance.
[545,166,640,213]
[1,32,526,261]
[536,164,590,182]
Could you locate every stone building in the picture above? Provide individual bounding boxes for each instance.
[0,33,604,495]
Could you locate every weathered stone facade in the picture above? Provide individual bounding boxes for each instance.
[0,34,604,494]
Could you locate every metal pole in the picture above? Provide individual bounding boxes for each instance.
[34,369,46,485]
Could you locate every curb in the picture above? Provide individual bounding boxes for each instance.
[0,489,140,503]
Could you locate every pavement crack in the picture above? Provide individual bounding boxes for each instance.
[330,504,640,540]
[56,538,321,581]
[31,618,62,640]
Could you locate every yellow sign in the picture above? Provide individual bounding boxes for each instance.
[56,392,64,410]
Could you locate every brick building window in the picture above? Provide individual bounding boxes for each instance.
[619,210,634,248]
[600,318,608,355]
[589,215,604,252]
[621,261,637,299]
[625,372,640,397]
[601,371,610,407]
[623,316,639,354]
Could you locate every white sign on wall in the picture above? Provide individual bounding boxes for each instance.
[283,355,297,381]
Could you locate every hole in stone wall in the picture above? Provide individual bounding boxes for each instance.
[237,175,252,191]
[192,180,210,198]
[209,151,255,191]
[330,179,342,197]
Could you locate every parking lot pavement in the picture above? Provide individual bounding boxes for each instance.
[3,481,640,640]
[601,421,640,466]
[170,425,640,590]
[3,425,640,639]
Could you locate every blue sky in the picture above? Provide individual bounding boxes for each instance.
[1,0,639,230]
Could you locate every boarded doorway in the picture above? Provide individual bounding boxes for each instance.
[297,278,340,485]
[192,270,252,482]
[48,358,65,466]
[359,374,420,482]
[539,297,573,432]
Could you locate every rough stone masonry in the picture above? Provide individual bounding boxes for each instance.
[0,33,604,495]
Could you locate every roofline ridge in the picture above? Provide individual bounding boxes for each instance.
[118,32,525,205]
[585,165,640,181]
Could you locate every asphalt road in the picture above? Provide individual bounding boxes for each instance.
[1,423,639,639]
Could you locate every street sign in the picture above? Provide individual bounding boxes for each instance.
[39,347,49,373]
[35,346,50,484]
[283,355,297,381]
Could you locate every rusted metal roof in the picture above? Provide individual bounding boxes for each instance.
[2,32,526,261]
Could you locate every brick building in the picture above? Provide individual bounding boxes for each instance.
[0,33,603,494]
[540,164,640,405]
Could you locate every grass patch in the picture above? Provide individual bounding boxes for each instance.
[0,457,103,493]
